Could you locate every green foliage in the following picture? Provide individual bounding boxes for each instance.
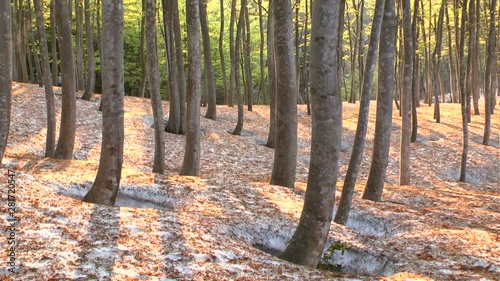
[317,240,349,272]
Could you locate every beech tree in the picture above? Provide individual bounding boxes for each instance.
[0,0,12,166]
[231,0,245,135]
[54,0,77,160]
[362,0,396,201]
[180,0,202,176]
[280,0,341,266]
[33,0,56,157]
[146,0,166,174]
[270,0,298,188]
[334,0,385,225]
[200,0,217,120]
[265,1,276,149]
[83,0,125,206]
[81,0,96,100]
[483,0,497,145]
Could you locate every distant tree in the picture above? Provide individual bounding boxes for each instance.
[180,0,202,176]
[431,1,444,123]
[0,0,12,166]
[400,0,413,186]
[231,0,245,135]
[257,0,265,104]
[459,0,469,182]
[83,0,125,206]
[334,0,385,225]
[75,0,85,91]
[146,0,166,174]
[34,0,56,157]
[228,0,237,107]
[200,0,217,120]
[219,0,228,105]
[172,0,187,134]
[411,0,419,142]
[270,0,298,188]
[279,0,341,266]
[81,0,96,101]
[139,0,147,98]
[483,0,497,145]
[50,0,58,86]
[265,1,276,148]
[54,0,77,160]
[362,0,396,201]
[243,5,253,111]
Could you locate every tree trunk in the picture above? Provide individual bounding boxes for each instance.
[258,0,265,104]
[180,0,202,176]
[279,0,341,266]
[265,0,276,148]
[219,0,228,105]
[231,0,245,135]
[483,0,496,145]
[34,0,56,157]
[75,0,84,91]
[83,0,124,206]
[334,0,385,225]
[163,0,181,134]
[459,0,468,182]
[228,0,237,107]
[54,0,77,160]
[431,1,444,123]
[244,5,253,111]
[146,0,166,174]
[173,0,187,134]
[445,5,458,104]
[270,0,298,188]
[472,0,480,115]
[50,0,58,85]
[362,0,395,202]
[411,0,419,142]
[400,0,413,186]
[200,0,217,119]
[81,0,96,100]
[139,0,147,98]
[0,0,12,165]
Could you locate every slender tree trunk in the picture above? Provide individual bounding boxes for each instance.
[459,0,469,182]
[50,0,58,85]
[334,0,385,225]
[228,0,237,107]
[34,0,56,157]
[75,0,84,91]
[400,0,413,186]
[244,5,253,111]
[483,0,496,145]
[258,0,265,104]
[279,0,341,266]
[81,0,95,100]
[173,0,187,134]
[54,0,77,160]
[432,2,444,123]
[472,0,480,115]
[27,0,43,87]
[181,0,202,176]
[411,0,419,142]
[146,0,165,174]
[265,0,276,148]
[231,0,245,135]
[83,0,124,206]
[139,0,147,98]
[362,0,396,201]
[200,0,217,119]
[0,0,12,165]
[445,5,458,104]
[164,0,181,133]
[219,0,228,105]
[270,0,298,188]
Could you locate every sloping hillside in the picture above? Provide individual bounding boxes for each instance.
[1,82,499,280]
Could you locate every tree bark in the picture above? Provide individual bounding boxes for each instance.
[228,0,237,107]
[81,0,96,100]
[54,0,77,160]
[34,0,57,157]
[173,0,187,134]
[362,0,396,201]
[0,0,12,165]
[483,0,496,145]
[334,0,385,225]
[244,5,253,111]
[258,0,265,104]
[83,0,124,206]
[50,0,58,86]
[411,0,419,142]
[181,0,202,176]
[459,0,469,182]
[270,0,298,188]
[146,0,166,174]
[139,0,147,98]
[75,0,84,91]
[265,0,276,148]
[200,0,217,119]
[219,0,228,105]
[231,0,245,135]
[279,0,341,266]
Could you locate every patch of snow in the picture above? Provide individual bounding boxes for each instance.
[340,208,398,237]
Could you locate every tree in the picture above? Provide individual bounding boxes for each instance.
[265,0,276,148]
[279,0,341,266]
[483,0,497,145]
[83,0,124,206]
[146,0,166,174]
[172,0,187,134]
[219,0,228,105]
[231,0,245,135]
[0,0,12,166]
[400,0,413,186]
[362,0,396,202]
[54,0,77,160]
[50,0,58,86]
[228,0,237,107]
[243,5,253,111]
[334,0,385,225]
[34,0,57,157]
[75,0,85,91]
[270,0,298,188]
[81,0,96,100]
[180,0,202,176]
[459,0,469,182]
[200,0,217,120]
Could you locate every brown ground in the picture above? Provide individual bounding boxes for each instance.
[0,82,499,280]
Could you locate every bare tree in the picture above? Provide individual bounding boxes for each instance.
[219,0,228,105]
[146,0,166,174]
[83,0,124,206]
[33,0,56,157]
[362,0,396,201]
[200,0,217,120]
[54,0,77,160]
[0,0,12,165]
[458,0,469,182]
[279,0,341,266]
[75,0,85,91]
[231,0,245,135]
[180,0,202,176]
[270,0,298,188]
[483,0,497,145]
[265,0,276,148]
[50,0,58,85]
[81,0,96,100]
[334,0,385,225]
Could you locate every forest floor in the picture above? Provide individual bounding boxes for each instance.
[0,82,499,281]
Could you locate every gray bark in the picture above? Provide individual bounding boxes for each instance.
[83,0,124,206]
[231,0,245,135]
[279,0,341,266]
[172,0,187,134]
[50,0,58,85]
[362,0,396,201]
[483,0,496,145]
[76,0,84,91]
[81,0,96,100]
[0,0,12,165]
[265,0,276,148]
[200,0,217,120]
